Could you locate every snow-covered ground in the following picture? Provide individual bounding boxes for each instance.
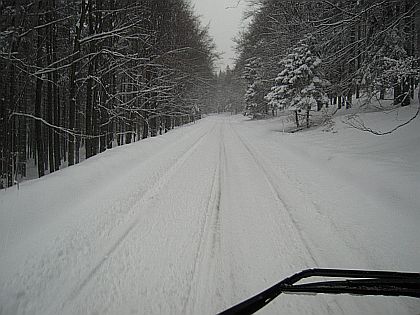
[1,102,419,314]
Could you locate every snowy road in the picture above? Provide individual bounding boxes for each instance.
[1,115,419,315]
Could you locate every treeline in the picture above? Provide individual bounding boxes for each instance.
[235,0,420,126]
[209,67,244,114]
[0,0,217,188]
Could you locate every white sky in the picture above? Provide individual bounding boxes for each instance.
[190,0,248,71]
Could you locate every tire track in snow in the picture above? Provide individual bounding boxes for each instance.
[182,122,226,315]
[182,159,219,314]
[59,124,216,314]
[228,121,319,266]
[3,124,217,315]
[218,125,241,308]
[229,122,346,315]
[211,124,225,257]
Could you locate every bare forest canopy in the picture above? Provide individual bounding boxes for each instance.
[233,0,419,127]
[0,0,219,188]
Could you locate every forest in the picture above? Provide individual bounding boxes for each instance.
[0,0,217,188]
[1,2,419,313]
[1,0,419,188]
[224,0,419,126]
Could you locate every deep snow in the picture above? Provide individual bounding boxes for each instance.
[1,102,419,314]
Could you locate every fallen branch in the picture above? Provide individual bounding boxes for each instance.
[343,90,420,136]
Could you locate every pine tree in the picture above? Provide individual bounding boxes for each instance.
[243,57,265,118]
[360,27,419,106]
[265,54,295,111]
[266,35,329,128]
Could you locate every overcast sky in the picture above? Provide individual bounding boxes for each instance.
[190,0,248,71]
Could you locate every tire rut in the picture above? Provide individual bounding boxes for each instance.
[228,122,319,266]
[59,125,216,314]
[182,123,226,315]
[228,122,346,315]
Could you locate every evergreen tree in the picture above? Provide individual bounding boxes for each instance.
[265,54,295,112]
[235,0,419,128]
[266,35,329,128]
[360,27,419,106]
[243,57,265,118]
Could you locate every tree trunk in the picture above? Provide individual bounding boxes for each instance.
[346,90,352,109]
[17,112,27,179]
[401,78,411,106]
[306,108,310,128]
[46,2,54,173]
[52,0,61,172]
[68,0,87,166]
[150,115,157,137]
[85,0,95,159]
[85,65,94,158]
[394,82,402,105]
[142,115,149,139]
[379,88,385,100]
[165,115,171,133]
[35,0,45,178]
[7,65,15,187]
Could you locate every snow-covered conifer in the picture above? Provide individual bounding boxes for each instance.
[243,57,265,118]
[360,29,420,106]
[265,53,295,111]
[266,34,329,127]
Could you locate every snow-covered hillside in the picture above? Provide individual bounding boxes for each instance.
[1,102,419,314]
